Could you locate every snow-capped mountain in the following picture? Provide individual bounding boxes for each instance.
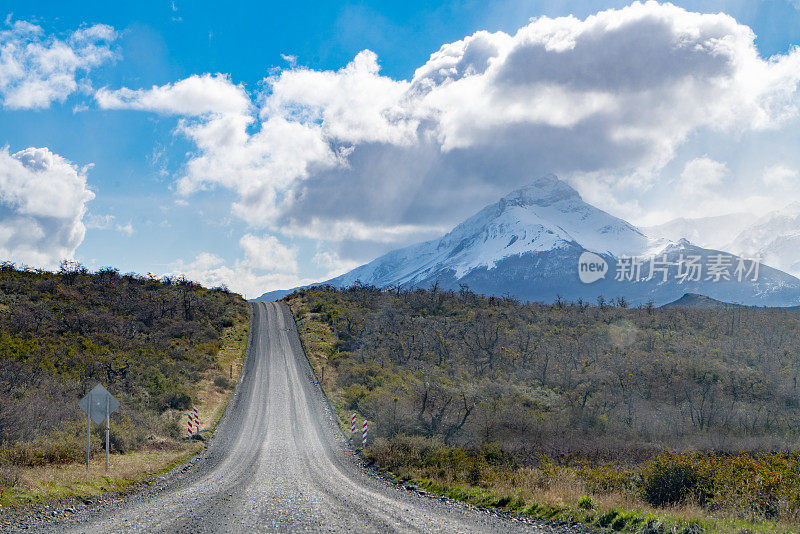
[330,174,648,288]
[255,175,800,306]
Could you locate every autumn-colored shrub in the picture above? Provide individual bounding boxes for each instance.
[640,454,713,507]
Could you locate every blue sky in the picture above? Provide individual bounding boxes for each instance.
[1,1,800,296]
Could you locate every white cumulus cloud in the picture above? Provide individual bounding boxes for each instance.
[239,233,298,272]
[762,164,799,188]
[679,157,730,195]
[0,19,116,109]
[165,233,306,297]
[96,73,250,116]
[0,146,95,267]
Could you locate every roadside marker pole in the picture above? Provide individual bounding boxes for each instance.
[105,396,110,472]
[86,398,91,470]
[351,413,356,435]
[192,406,200,434]
[187,413,193,438]
[362,420,368,448]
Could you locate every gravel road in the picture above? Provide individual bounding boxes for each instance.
[4,302,578,533]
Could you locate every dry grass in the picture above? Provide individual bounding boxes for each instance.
[289,299,352,429]
[0,442,202,506]
[192,312,249,435]
[0,310,249,510]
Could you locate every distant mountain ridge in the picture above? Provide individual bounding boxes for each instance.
[645,203,800,279]
[255,176,800,307]
[727,202,800,277]
[642,213,756,252]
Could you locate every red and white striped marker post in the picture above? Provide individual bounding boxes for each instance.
[187,406,200,438]
[361,420,368,447]
[351,413,357,435]
[192,406,199,434]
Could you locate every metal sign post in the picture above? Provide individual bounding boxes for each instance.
[86,398,91,469]
[79,384,120,471]
[105,396,110,471]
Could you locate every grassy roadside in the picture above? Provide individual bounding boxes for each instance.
[290,297,353,434]
[191,308,250,439]
[0,307,249,509]
[287,293,799,534]
[372,448,796,534]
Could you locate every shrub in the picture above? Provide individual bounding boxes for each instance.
[467,463,481,485]
[597,509,620,528]
[577,495,595,510]
[217,316,235,328]
[0,428,86,467]
[678,522,704,534]
[156,389,192,411]
[108,419,147,454]
[641,455,712,507]
[579,462,634,494]
[214,376,232,390]
[641,519,666,534]
[611,513,628,530]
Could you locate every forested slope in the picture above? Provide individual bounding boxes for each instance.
[0,261,247,469]
[291,285,800,453]
[289,285,800,530]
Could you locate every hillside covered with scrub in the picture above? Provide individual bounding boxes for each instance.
[289,285,800,530]
[0,261,247,472]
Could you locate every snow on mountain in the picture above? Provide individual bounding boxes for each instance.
[255,175,800,307]
[641,213,756,251]
[726,202,800,277]
[330,174,648,287]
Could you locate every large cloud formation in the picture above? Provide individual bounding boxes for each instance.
[0,147,95,267]
[1,20,116,109]
[97,1,800,289]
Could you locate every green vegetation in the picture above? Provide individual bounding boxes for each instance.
[288,285,800,532]
[0,261,247,506]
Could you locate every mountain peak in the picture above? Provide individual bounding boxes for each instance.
[500,174,581,209]
[324,173,648,288]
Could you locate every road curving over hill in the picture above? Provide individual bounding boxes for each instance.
[14,302,569,533]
